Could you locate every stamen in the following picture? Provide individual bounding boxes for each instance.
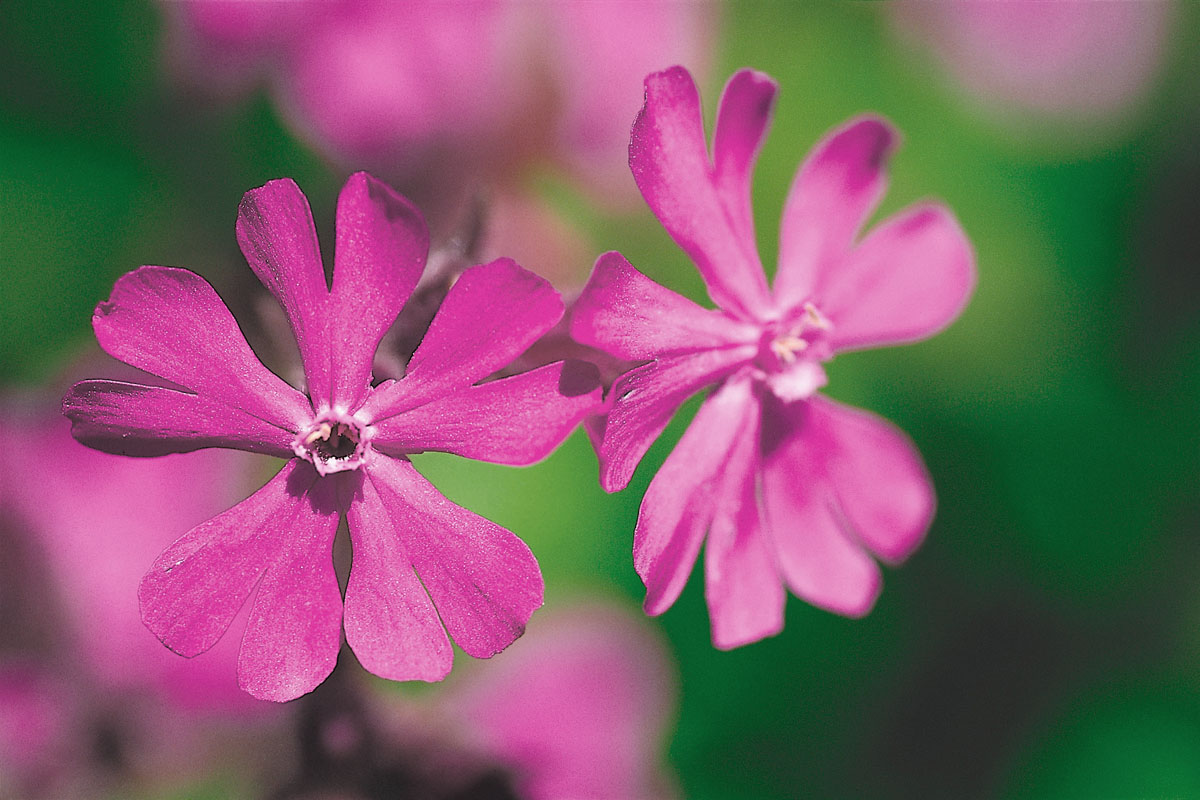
[305,422,333,445]
[803,302,831,330]
[770,336,808,363]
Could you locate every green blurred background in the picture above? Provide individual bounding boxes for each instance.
[3,2,1200,798]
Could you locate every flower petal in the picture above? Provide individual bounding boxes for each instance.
[704,399,785,649]
[712,68,778,247]
[599,346,756,493]
[630,67,772,319]
[821,204,975,352]
[138,459,317,659]
[362,454,543,659]
[773,116,897,311]
[63,380,296,458]
[635,376,758,617]
[341,471,453,683]
[570,251,759,360]
[759,397,881,617]
[371,360,602,466]
[93,266,311,430]
[807,396,934,563]
[237,471,343,702]
[360,259,563,420]
[329,172,429,410]
[236,178,332,407]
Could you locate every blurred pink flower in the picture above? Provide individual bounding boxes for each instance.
[63,173,601,701]
[163,0,713,207]
[444,603,678,800]
[893,0,1173,121]
[272,603,678,800]
[3,406,259,712]
[572,67,975,648]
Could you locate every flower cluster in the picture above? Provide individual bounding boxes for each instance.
[62,66,973,700]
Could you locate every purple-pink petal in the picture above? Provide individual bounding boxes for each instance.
[361,454,543,659]
[360,258,564,420]
[773,116,897,312]
[341,471,454,683]
[236,177,332,408]
[703,404,785,649]
[712,69,778,247]
[92,265,312,430]
[759,398,882,617]
[804,396,934,563]
[635,377,758,617]
[329,172,429,410]
[63,380,296,458]
[630,66,773,320]
[237,471,342,702]
[822,203,976,352]
[599,347,756,493]
[371,360,602,466]
[570,251,759,361]
[138,459,319,659]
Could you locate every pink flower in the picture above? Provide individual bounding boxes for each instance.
[163,0,713,207]
[444,604,677,800]
[893,1,1172,121]
[63,172,602,701]
[571,67,975,648]
[2,398,261,712]
[271,603,678,800]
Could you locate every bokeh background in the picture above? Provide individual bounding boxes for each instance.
[3,1,1200,798]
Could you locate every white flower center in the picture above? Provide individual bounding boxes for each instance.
[755,302,834,401]
[293,411,371,475]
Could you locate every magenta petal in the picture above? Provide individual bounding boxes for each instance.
[630,67,772,320]
[823,203,976,352]
[807,396,934,563]
[773,117,897,311]
[371,360,602,466]
[599,346,755,492]
[342,471,453,683]
[237,472,342,702]
[138,459,318,659]
[759,398,881,617]
[93,266,312,429]
[63,380,296,458]
[360,259,563,419]
[236,178,332,408]
[570,251,758,360]
[362,454,543,659]
[635,377,758,617]
[329,172,429,410]
[712,69,778,247]
[704,403,785,649]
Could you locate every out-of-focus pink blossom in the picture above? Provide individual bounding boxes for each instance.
[573,67,975,648]
[271,603,678,800]
[162,0,714,207]
[893,1,1173,121]
[4,406,260,713]
[63,172,602,701]
[445,603,677,800]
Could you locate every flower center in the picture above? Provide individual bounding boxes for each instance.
[293,412,370,476]
[754,302,834,401]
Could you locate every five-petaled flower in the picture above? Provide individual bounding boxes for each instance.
[62,173,602,701]
[571,67,976,648]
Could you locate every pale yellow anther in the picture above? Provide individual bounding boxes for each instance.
[770,335,808,364]
[803,302,831,330]
[305,422,333,445]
